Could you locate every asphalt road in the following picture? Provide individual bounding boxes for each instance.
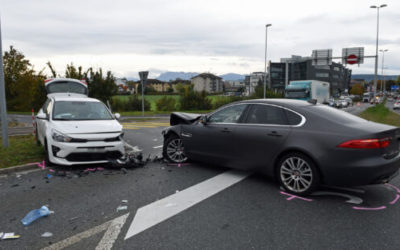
[1,105,399,250]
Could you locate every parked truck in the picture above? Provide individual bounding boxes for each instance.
[285,80,330,104]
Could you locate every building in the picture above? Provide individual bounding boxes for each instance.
[269,55,352,96]
[115,78,128,93]
[244,72,267,96]
[191,73,223,93]
[134,79,170,93]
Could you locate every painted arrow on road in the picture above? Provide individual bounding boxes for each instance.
[125,170,250,240]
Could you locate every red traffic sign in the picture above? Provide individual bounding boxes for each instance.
[347,54,358,65]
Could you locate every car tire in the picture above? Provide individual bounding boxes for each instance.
[163,135,188,163]
[276,152,320,196]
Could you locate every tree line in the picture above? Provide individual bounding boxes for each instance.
[3,46,118,112]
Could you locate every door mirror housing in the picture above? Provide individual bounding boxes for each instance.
[199,115,208,125]
[36,113,48,120]
[114,113,121,120]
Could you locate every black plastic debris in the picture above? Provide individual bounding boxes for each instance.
[109,152,146,169]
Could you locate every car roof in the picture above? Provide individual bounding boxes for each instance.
[239,98,312,108]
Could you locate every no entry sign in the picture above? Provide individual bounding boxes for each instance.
[347,54,358,65]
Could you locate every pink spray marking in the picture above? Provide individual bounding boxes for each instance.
[389,194,400,205]
[49,169,55,173]
[97,167,104,171]
[385,183,400,193]
[280,191,313,202]
[36,160,45,170]
[84,168,97,172]
[352,206,386,211]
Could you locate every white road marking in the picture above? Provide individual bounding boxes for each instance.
[42,213,129,250]
[96,213,129,250]
[153,145,163,149]
[124,170,250,240]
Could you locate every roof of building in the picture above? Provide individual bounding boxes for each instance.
[191,73,222,80]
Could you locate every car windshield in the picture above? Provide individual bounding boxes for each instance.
[52,101,113,120]
[47,81,88,95]
[285,89,309,98]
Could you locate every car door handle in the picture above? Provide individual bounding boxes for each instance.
[267,131,282,137]
[221,128,231,133]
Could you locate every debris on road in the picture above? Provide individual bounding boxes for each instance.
[21,205,51,226]
[122,200,128,203]
[41,232,53,238]
[0,232,21,240]
[10,184,19,188]
[116,205,128,212]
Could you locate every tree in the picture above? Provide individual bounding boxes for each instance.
[3,46,46,111]
[349,83,364,96]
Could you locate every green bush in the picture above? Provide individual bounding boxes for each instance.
[110,98,127,112]
[126,95,151,111]
[179,89,212,111]
[156,96,177,111]
[213,96,245,109]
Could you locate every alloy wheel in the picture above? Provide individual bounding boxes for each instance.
[280,157,313,193]
[166,138,187,163]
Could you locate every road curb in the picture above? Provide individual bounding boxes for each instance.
[0,163,39,175]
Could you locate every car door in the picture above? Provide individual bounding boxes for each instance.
[182,104,249,166]
[234,104,292,170]
[36,99,51,144]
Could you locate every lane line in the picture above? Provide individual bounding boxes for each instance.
[153,145,163,149]
[124,170,250,240]
[96,213,129,250]
[42,213,129,250]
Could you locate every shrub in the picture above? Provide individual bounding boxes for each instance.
[179,89,212,111]
[126,95,151,111]
[156,96,177,111]
[213,96,245,109]
[110,98,128,112]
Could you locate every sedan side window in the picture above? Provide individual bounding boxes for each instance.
[245,104,288,125]
[208,104,247,124]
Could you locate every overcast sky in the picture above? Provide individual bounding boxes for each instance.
[1,0,399,78]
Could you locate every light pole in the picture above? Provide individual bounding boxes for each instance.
[138,71,149,117]
[0,16,9,147]
[263,24,272,99]
[379,49,388,94]
[370,4,387,99]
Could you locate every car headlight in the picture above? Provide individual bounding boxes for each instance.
[51,129,72,142]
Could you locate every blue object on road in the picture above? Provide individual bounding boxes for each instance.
[21,206,50,226]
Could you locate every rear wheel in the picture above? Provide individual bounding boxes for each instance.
[163,135,188,163]
[277,153,319,195]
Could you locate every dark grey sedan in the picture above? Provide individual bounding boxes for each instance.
[162,99,400,195]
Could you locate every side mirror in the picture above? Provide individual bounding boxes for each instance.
[36,113,47,120]
[199,115,208,125]
[114,113,121,120]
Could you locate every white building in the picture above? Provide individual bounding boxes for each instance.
[191,73,223,93]
[245,72,266,95]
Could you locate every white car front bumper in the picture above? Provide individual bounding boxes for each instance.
[47,138,125,166]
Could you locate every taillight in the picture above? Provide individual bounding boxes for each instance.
[338,138,391,149]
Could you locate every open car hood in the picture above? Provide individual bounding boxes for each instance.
[170,112,202,126]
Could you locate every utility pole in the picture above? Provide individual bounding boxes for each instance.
[0,16,9,147]
[263,24,271,99]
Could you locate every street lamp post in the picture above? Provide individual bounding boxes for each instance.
[370,4,387,99]
[263,24,272,99]
[379,49,388,94]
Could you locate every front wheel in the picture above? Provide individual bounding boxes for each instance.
[163,135,188,163]
[277,153,320,195]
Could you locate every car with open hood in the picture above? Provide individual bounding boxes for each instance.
[35,78,124,166]
[162,99,400,195]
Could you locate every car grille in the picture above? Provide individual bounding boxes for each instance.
[70,136,120,143]
[65,151,122,162]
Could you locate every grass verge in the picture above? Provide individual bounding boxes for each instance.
[359,103,400,127]
[0,135,44,169]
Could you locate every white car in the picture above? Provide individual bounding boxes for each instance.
[36,78,125,166]
[394,101,400,110]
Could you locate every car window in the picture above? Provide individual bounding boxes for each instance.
[42,99,51,115]
[208,104,247,124]
[52,101,113,120]
[307,105,367,124]
[245,104,288,125]
[285,110,302,125]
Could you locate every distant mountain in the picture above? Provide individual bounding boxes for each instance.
[125,77,138,81]
[157,72,199,81]
[219,73,245,81]
[351,74,398,82]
